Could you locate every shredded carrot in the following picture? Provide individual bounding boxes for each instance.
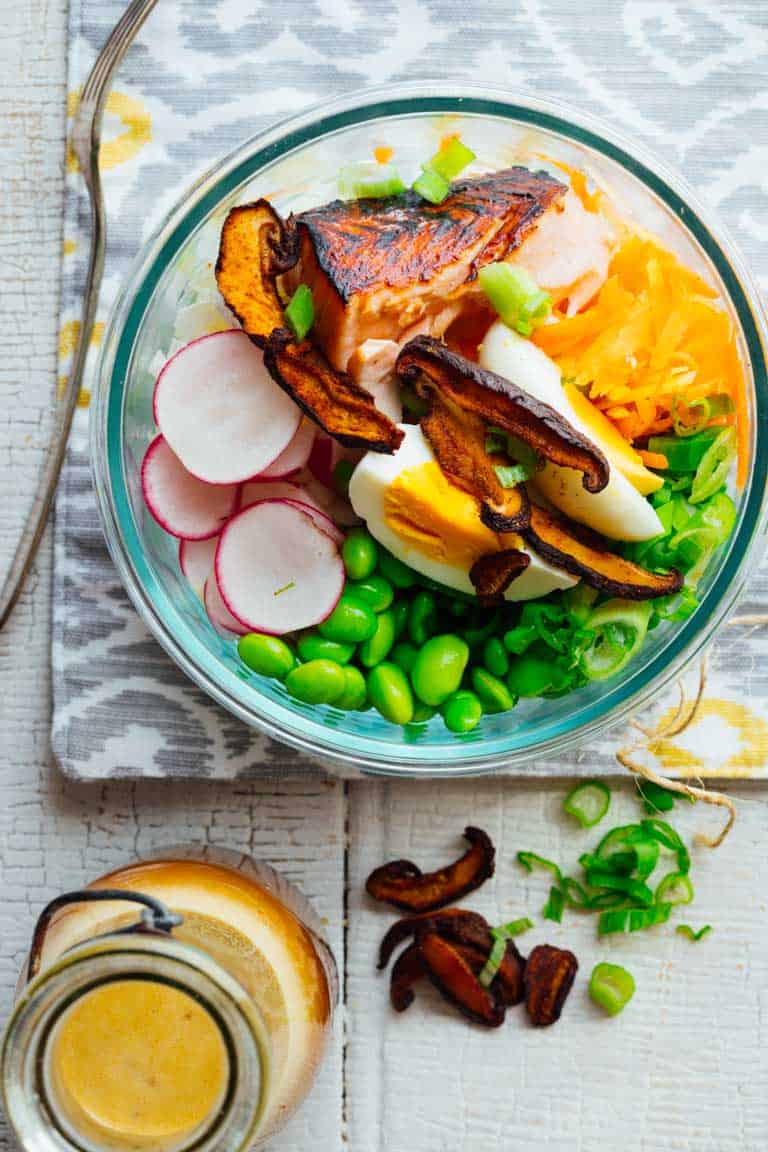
[638,450,668,470]
[373,145,394,165]
[533,234,747,485]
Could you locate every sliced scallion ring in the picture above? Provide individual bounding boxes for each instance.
[517,851,563,884]
[563,779,611,828]
[542,885,565,923]
[478,262,552,337]
[284,284,315,341]
[598,909,629,936]
[581,601,652,681]
[478,932,507,988]
[689,426,736,504]
[338,162,406,200]
[676,924,712,942]
[589,962,636,1016]
[672,393,734,438]
[628,903,672,932]
[654,871,694,906]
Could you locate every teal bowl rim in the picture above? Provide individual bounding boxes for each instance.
[92,83,768,776]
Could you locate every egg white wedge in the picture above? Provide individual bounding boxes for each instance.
[348,423,577,601]
[479,321,663,542]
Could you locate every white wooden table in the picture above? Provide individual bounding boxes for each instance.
[1,5,767,1149]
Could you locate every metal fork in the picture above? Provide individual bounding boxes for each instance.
[0,0,159,629]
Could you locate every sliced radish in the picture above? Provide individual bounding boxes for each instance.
[179,536,219,595]
[307,433,360,489]
[204,576,248,635]
[301,474,362,527]
[239,479,309,509]
[142,435,238,540]
[258,419,315,479]
[215,500,344,634]
[153,330,301,484]
[282,498,345,547]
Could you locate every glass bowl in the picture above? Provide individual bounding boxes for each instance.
[92,83,768,777]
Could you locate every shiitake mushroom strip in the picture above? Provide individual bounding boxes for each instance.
[524,944,578,1027]
[524,504,684,600]
[396,336,609,494]
[417,931,506,1027]
[390,937,525,1012]
[264,328,403,453]
[390,943,424,1012]
[366,826,495,912]
[421,399,530,532]
[378,908,493,969]
[470,548,530,601]
[215,199,299,346]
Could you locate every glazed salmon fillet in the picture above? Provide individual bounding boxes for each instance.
[287,167,566,372]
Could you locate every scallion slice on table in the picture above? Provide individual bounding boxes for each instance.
[338,162,406,200]
[628,903,672,932]
[477,918,534,988]
[478,262,551,336]
[543,886,565,923]
[284,284,315,341]
[563,780,611,829]
[638,781,676,814]
[673,393,734,437]
[589,962,636,1016]
[677,924,712,942]
[517,851,563,884]
[654,871,694,906]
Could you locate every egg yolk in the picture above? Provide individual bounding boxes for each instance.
[384,461,501,567]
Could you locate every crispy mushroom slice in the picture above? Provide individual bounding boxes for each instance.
[365,827,496,913]
[524,503,683,600]
[421,399,530,532]
[397,336,609,494]
[470,548,530,602]
[215,199,299,345]
[263,328,403,453]
[417,931,506,1027]
[524,944,578,1027]
[378,908,493,970]
[389,937,525,1012]
[390,943,425,1012]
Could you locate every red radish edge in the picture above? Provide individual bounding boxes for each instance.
[179,536,219,591]
[141,434,239,541]
[258,419,315,480]
[204,575,248,635]
[214,499,344,635]
[282,498,345,547]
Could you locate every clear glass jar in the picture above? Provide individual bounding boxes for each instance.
[2,847,338,1152]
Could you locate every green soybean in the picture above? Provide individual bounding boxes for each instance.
[342,528,378,582]
[359,610,396,668]
[318,595,377,644]
[285,659,346,705]
[392,599,409,638]
[411,634,469,706]
[447,599,469,618]
[471,667,515,713]
[296,632,354,665]
[377,549,417,589]
[482,636,510,678]
[367,662,414,725]
[506,655,557,697]
[334,665,368,711]
[391,641,418,675]
[348,575,394,613]
[238,633,295,680]
[408,590,438,646]
[442,690,483,733]
[410,702,436,724]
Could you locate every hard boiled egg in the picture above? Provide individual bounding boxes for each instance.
[349,423,576,601]
[479,321,663,541]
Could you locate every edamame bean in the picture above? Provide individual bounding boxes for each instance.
[297,632,354,665]
[367,662,414,725]
[408,590,437,646]
[462,610,501,648]
[391,641,417,676]
[482,636,510,678]
[334,665,368,711]
[392,599,409,638]
[441,690,483,733]
[238,633,295,679]
[471,667,515,713]
[506,655,556,698]
[359,610,396,668]
[410,702,436,724]
[285,659,346,704]
[447,599,469,618]
[377,549,417,589]
[342,528,378,582]
[347,575,394,613]
[318,595,377,644]
[410,634,469,706]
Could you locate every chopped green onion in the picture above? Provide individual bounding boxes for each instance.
[594,824,660,879]
[478,932,507,988]
[412,166,451,204]
[562,584,599,625]
[585,869,654,907]
[478,262,552,337]
[581,600,651,681]
[494,462,530,488]
[654,871,694,906]
[647,428,721,472]
[586,890,629,910]
[650,586,699,626]
[503,624,538,655]
[638,781,675,814]
[284,284,314,341]
[338,162,406,200]
[543,885,565,922]
[400,383,430,417]
[429,137,476,181]
[676,923,712,942]
[562,877,591,907]
[496,917,534,937]
[517,851,563,884]
[641,818,690,875]
[598,909,630,936]
[690,426,736,504]
[484,428,507,455]
[563,780,611,829]
[628,903,672,932]
[589,962,636,1016]
[673,393,734,437]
